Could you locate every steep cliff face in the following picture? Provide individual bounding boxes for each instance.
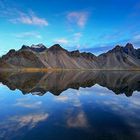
[97,43,140,69]
[1,49,45,68]
[43,44,98,69]
[0,44,98,69]
[0,60,11,68]
[0,43,140,69]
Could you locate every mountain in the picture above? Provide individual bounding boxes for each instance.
[0,43,140,69]
[97,43,140,69]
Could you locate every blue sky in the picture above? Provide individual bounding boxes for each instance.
[0,0,140,55]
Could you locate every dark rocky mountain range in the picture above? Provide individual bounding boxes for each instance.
[0,43,140,69]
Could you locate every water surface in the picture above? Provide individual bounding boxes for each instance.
[0,71,140,140]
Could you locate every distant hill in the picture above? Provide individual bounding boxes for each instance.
[0,43,140,70]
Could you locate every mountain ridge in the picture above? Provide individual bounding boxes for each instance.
[0,43,140,70]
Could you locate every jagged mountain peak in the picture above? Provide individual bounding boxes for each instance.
[70,50,81,57]
[71,50,80,54]
[21,45,29,50]
[1,49,16,60]
[21,44,47,52]
[31,43,46,49]
[8,49,16,53]
[81,52,97,59]
[125,43,134,49]
[123,43,136,56]
[70,50,96,59]
[0,42,140,69]
[49,44,67,52]
[106,43,135,55]
[110,45,123,52]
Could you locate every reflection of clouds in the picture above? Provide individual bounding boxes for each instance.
[72,98,81,107]
[67,111,90,128]
[54,90,90,129]
[10,113,49,129]
[60,85,140,137]
[93,90,140,137]
[54,90,82,107]
[15,100,42,108]
[0,82,140,139]
[0,113,49,139]
[131,98,140,106]
[14,97,42,108]
[55,96,68,102]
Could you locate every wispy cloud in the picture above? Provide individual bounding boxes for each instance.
[130,34,140,47]
[52,33,82,48]
[67,11,89,28]
[14,31,42,39]
[0,1,48,26]
[133,34,140,41]
[10,11,48,26]
[54,38,69,44]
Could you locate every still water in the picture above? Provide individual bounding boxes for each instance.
[0,70,140,140]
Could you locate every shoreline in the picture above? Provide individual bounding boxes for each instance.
[0,68,140,73]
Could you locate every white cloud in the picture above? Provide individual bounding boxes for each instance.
[67,11,89,28]
[128,34,140,47]
[54,38,69,44]
[0,1,48,26]
[133,34,140,41]
[14,31,42,39]
[10,11,49,26]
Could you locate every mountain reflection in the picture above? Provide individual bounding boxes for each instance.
[0,70,140,96]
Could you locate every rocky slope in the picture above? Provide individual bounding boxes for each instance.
[97,43,140,69]
[0,43,140,69]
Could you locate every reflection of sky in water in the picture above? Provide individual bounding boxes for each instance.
[0,84,140,140]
